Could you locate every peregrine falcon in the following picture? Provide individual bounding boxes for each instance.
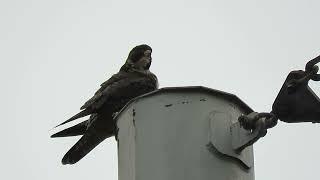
[51,44,158,165]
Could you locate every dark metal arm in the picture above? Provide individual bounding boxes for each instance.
[232,55,320,153]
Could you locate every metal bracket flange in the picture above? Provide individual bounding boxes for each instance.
[208,111,254,169]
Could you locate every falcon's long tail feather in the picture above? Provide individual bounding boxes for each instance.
[54,109,92,128]
[61,129,113,165]
[51,121,88,138]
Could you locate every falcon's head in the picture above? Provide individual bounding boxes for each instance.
[122,44,152,71]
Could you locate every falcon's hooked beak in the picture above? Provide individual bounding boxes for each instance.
[144,50,152,69]
[134,49,152,70]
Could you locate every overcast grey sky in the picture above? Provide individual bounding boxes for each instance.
[1,0,320,179]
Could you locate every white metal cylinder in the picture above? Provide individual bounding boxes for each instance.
[116,87,255,180]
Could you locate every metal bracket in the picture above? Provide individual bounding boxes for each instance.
[272,55,320,123]
[231,112,278,153]
[209,111,254,169]
[231,55,320,153]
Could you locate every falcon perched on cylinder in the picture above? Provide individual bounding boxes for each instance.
[51,44,158,165]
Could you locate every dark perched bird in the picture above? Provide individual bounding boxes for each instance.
[51,44,158,165]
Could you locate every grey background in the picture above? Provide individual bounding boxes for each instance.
[1,0,320,179]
